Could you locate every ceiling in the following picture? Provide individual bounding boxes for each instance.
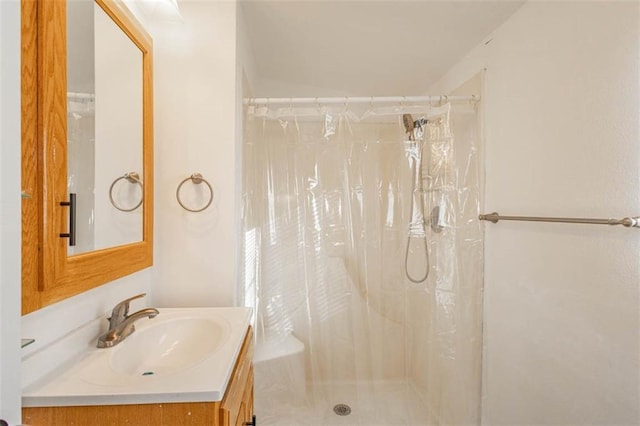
[241,0,525,97]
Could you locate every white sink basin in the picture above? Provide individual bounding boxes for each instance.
[22,307,252,407]
[109,316,230,376]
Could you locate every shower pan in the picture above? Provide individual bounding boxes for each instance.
[240,97,483,425]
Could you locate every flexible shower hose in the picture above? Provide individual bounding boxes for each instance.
[405,141,430,284]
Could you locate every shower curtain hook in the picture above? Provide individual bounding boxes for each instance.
[399,96,406,113]
[470,94,478,108]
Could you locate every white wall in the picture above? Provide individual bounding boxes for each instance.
[236,4,257,99]
[431,2,639,424]
[149,1,240,307]
[0,1,23,423]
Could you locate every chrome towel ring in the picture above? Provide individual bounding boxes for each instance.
[176,173,213,212]
[109,172,143,212]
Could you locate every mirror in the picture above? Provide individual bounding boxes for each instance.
[21,0,153,314]
[67,0,144,255]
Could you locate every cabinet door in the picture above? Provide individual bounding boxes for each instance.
[23,402,220,426]
[235,403,246,426]
[220,327,253,426]
[238,369,254,425]
[21,0,154,314]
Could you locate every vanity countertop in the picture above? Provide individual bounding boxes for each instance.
[22,307,252,407]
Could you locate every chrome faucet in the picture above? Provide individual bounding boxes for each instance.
[97,293,159,348]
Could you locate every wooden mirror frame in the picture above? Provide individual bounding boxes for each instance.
[21,0,154,314]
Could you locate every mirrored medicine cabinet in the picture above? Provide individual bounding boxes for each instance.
[21,0,154,314]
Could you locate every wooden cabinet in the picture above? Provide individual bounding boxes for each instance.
[21,0,154,315]
[22,327,255,426]
[221,327,254,426]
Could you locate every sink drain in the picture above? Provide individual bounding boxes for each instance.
[333,404,351,416]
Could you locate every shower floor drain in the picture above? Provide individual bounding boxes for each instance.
[333,404,352,416]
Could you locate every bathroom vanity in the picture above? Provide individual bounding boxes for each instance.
[22,308,255,426]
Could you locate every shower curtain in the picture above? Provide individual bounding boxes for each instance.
[240,101,483,425]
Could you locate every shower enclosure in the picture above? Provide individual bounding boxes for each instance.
[240,98,483,425]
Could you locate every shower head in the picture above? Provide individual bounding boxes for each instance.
[403,114,428,133]
[402,114,414,134]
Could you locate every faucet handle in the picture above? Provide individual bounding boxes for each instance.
[109,293,147,324]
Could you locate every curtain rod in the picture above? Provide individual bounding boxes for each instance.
[67,92,95,100]
[245,95,479,105]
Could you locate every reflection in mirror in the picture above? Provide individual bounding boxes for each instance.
[67,0,143,255]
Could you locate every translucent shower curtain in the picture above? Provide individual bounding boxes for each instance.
[240,101,483,425]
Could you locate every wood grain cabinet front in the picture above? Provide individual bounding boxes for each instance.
[21,0,154,315]
[221,327,255,426]
[22,327,255,426]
